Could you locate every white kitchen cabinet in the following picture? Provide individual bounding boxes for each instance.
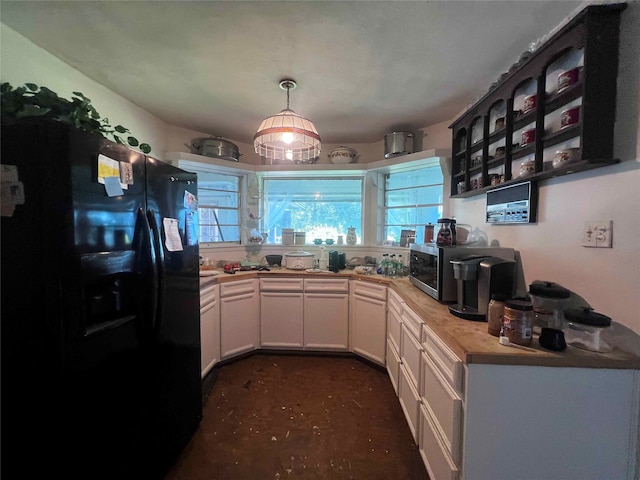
[304,278,349,351]
[386,338,401,396]
[398,362,421,443]
[349,280,387,366]
[260,278,304,349]
[419,403,459,480]
[219,279,260,359]
[199,280,220,378]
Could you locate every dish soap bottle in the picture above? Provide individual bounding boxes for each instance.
[346,227,357,245]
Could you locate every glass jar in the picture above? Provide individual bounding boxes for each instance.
[503,299,534,346]
[487,294,507,337]
[529,280,571,332]
[563,307,613,352]
[436,218,457,246]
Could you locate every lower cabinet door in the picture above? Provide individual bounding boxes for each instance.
[386,338,401,396]
[260,292,304,348]
[419,404,459,480]
[398,363,421,443]
[304,293,349,350]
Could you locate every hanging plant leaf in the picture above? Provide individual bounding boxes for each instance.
[1,82,153,154]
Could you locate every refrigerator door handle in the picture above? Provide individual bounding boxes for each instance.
[147,209,164,334]
[134,207,159,336]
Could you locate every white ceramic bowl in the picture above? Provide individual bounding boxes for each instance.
[328,147,358,164]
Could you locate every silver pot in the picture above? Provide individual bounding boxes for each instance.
[188,136,241,162]
[384,131,415,158]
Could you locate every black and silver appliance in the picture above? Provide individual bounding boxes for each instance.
[409,243,515,303]
[1,118,202,479]
[328,250,346,272]
[448,256,516,320]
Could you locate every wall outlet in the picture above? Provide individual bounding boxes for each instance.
[582,220,612,248]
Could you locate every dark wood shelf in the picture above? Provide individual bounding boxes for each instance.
[448,3,625,199]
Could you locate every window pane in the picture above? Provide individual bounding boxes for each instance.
[196,171,241,243]
[383,165,443,245]
[263,178,363,244]
[385,185,443,207]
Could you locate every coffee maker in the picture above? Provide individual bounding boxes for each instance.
[448,255,515,321]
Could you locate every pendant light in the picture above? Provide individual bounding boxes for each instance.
[254,79,321,164]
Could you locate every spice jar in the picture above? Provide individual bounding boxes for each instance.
[487,294,507,337]
[503,299,534,346]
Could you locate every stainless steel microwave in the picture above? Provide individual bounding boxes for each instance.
[409,244,515,303]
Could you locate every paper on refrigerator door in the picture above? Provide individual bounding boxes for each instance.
[163,217,183,252]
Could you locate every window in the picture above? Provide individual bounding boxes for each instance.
[383,165,443,245]
[262,177,364,244]
[197,171,241,243]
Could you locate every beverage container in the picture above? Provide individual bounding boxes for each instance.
[503,299,533,346]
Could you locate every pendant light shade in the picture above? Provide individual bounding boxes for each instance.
[254,79,321,164]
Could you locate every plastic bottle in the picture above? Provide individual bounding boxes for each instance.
[397,254,404,277]
[389,254,397,278]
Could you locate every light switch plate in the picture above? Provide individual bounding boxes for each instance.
[582,220,612,248]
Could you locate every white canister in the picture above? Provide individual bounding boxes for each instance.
[294,232,306,245]
[282,228,294,245]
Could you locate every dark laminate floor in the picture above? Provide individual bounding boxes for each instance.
[165,353,429,480]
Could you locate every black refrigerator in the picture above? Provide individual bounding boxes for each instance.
[1,118,202,479]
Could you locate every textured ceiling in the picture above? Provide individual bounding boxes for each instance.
[1,0,584,144]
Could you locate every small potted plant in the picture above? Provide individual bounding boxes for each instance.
[1,82,152,153]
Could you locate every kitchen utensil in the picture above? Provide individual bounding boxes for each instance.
[563,307,613,352]
[283,250,314,270]
[538,328,567,351]
[523,94,537,114]
[560,106,580,129]
[521,128,536,147]
[553,148,580,168]
[384,131,415,158]
[190,136,240,161]
[519,159,535,177]
[265,254,283,267]
[328,146,359,164]
[558,66,582,93]
[282,228,294,245]
[346,227,357,245]
[529,280,571,331]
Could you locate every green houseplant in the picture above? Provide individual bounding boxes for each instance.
[1,82,152,153]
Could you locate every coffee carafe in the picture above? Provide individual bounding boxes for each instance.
[449,255,515,321]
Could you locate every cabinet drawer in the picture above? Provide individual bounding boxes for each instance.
[387,303,402,353]
[419,404,459,480]
[304,278,349,292]
[260,277,304,292]
[351,280,387,301]
[401,325,422,390]
[422,323,464,395]
[402,305,423,341]
[386,338,400,397]
[388,288,404,316]
[220,279,258,298]
[399,363,421,443]
[422,352,463,465]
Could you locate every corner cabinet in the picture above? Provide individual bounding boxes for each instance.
[450,3,626,198]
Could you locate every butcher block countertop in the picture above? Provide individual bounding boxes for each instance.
[200,268,640,370]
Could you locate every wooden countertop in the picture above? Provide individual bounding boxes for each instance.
[200,268,640,370]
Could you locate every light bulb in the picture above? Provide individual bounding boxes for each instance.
[281,131,294,144]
